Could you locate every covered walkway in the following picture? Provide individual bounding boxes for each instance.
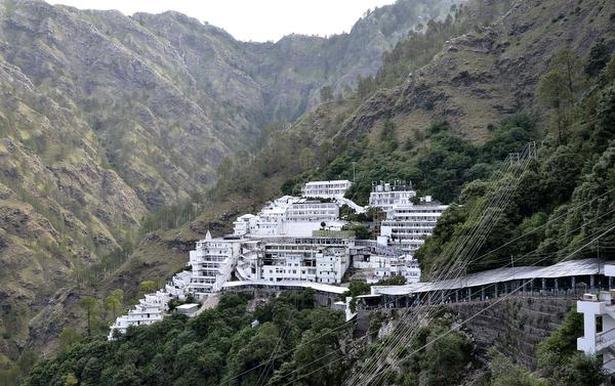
[360,259,613,309]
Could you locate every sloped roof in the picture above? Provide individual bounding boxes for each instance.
[372,258,611,296]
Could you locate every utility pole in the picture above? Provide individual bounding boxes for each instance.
[352,162,357,182]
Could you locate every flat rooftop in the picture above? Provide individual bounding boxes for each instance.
[223,280,349,295]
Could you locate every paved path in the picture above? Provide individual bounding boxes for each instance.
[194,293,220,316]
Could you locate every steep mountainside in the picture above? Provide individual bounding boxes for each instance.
[3,0,614,382]
[84,1,615,383]
[99,0,615,372]
[0,0,461,378]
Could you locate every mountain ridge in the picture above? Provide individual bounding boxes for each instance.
[0,0,460,378]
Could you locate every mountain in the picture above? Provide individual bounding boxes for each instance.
[66,0,615,382]
[0,0,461,380]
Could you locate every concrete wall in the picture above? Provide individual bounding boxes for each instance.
[448,296,576,368]
[361,296,576,369]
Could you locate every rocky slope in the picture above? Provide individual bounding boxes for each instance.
[0,0,461,376]
[336,0,615,143]
[101,0,615,370]
[116,0,614,284]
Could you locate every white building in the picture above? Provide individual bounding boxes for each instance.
[353,254,421,284]
[108,304,164,339]
[232,197,346,238]
[379,196,448,255]
[188,231,242,299]
[302,180,352,199]
[108,269,193,340]
[369,181,416,211]
[233,214,258,236]
[239,236,352,284]
[285,201,339,222]
[176,303,200,317]
[165,270,192,299]
[577,264,615,374]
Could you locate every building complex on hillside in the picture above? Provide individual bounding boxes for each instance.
[109,179,447,339]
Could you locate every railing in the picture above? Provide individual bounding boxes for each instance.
[596,327,615,350]
[360,288,600,311]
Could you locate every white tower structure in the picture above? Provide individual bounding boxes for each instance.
[577,263,615,373]
[188,231,241,299]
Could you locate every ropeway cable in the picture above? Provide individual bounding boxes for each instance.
[219,318,357,385]
[352,149,560,386]
[465,186,615,267]
[353,160,553,386]
[290,222,615,386]
[366,214,615,384]
[366,223,615,386]
[276,335,369,386]
[362,208,615,384]
[284,203,615,386]
[348,148,535,385]
[348,164,528,385]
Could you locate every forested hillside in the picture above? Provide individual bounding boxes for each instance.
[0,0,461,381]
[81,0,615,383]
[3,0,615,383]
[25,291,602,386]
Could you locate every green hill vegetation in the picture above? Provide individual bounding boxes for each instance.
[0,0,461,379]
[417,46,615,274]
[24,292,602,386]
[1,0,615,383]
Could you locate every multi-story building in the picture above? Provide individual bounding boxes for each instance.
[240,236,352,284]
[233,197,345,238]
[108,303,164,339]
[188,231,242,299]
[368,181,416,211]
[165,271,192,299]
[379,196,448,255]
[352,254,421,284]
[285,201,339,222]
[302,180,352,199]
[233,214,258,236]
[577,263,615,374]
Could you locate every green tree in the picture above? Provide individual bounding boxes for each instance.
[585,40,610,77]
[139,280,158,294]
[104,289,124,321]
[538,49,585,144]
[79,296,100,337]
[537,70,569,143]
[489,350,547,386]
[299,147,316,170]
[64,372,78,386]
[58,326,81,352]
